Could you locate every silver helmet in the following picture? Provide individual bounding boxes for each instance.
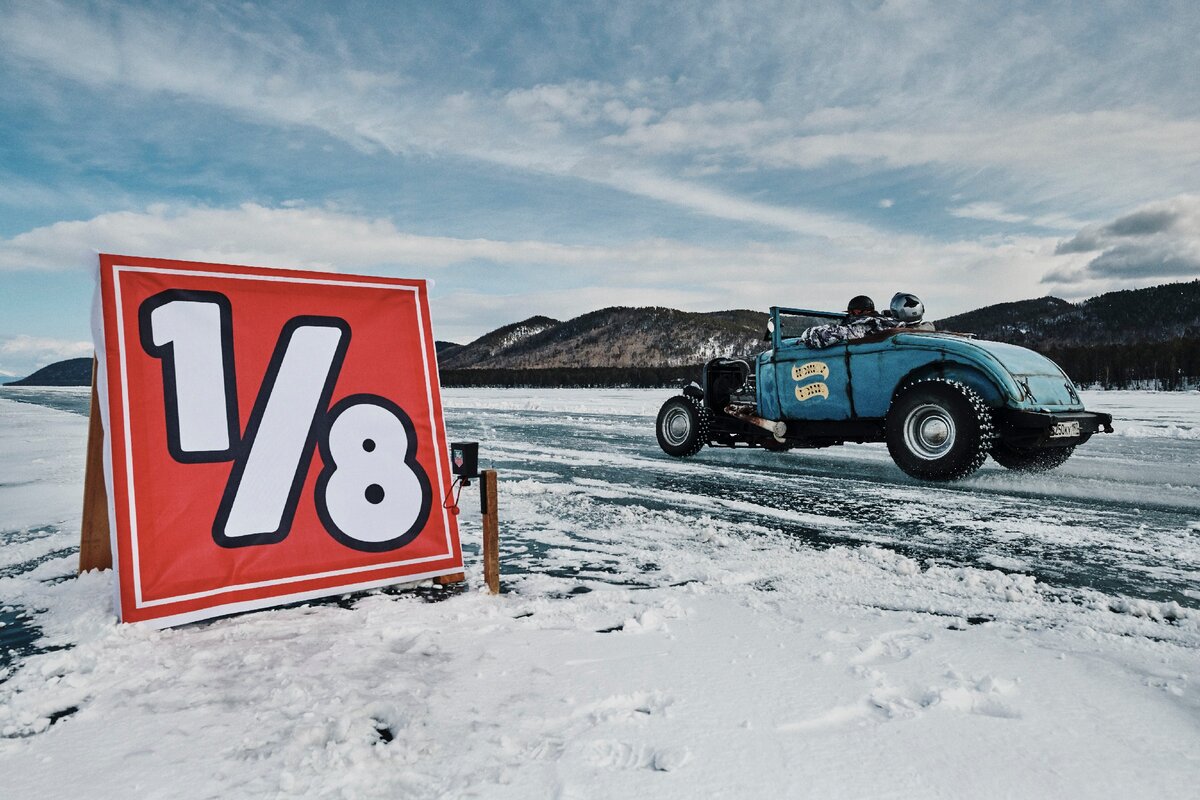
[890,292,925,323]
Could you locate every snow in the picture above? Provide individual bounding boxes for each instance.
[2,389,1200,797]
[1085,390,1200,440]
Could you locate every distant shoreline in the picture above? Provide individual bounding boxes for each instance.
[5,366,1199,392]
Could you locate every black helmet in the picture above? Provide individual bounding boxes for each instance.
[847,295,875,315]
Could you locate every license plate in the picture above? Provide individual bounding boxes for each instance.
[1049,420,1081,438]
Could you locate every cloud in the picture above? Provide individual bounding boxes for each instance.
[0,335,91,358]
[1084,243,1200,279]
[1056,198,1191,254]
[426,231,1076,341]
[0,3,879,243]
[3,1,1197,342]
[0,203,843,275]
[878,199,894,209]
[1045,194,1200,285]
[950,202,1093,231]
[0,202,1088,341]
[601,99,787,155]
[950,203,1028,225]
[1103,209,1178,237]
[8,2,1199,245]
[1053,231,1102,255]
[0,335,93,379]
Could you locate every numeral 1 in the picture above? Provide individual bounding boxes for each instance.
[139,291,239,462]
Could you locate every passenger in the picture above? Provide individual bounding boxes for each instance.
[800,295,899,348]
[889,292,935,331]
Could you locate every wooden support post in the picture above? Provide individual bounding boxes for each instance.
[481,469,500,594]
[79,357,113,573]
[432,469,499,592]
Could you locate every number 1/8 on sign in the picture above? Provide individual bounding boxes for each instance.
[140,291,431,553]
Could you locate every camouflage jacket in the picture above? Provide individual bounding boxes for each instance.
[799,315,900,349]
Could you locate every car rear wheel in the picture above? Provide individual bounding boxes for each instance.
[991,442,1074,472]
[656,395,710,457]
[886,379,995,481]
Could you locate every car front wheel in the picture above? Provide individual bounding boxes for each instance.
[656,395,710,457]
[886,379,995,481]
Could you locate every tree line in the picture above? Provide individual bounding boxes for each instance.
[443,337,1200,391]
[1042,336,1200,390]
[441,366,702,388]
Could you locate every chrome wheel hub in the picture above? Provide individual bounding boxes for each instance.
[903,403,956,460]
[662,407,692,445]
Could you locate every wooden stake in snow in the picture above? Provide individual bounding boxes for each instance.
[79,357,113,573]
[432,468,499,593]
[481,469,500,594]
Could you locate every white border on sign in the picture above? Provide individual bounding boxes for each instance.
[111,264,456,610]
[130,567,460,631]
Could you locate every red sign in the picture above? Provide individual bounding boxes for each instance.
[93,254,462,626]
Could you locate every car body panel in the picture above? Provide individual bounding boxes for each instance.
[756,351,781,419]
[760,307,1086,423]
[771,343,854,421]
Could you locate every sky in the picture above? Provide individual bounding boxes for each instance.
[1,1,1199,378]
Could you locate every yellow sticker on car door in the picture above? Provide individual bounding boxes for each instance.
[795,382,830,401]
[792,361,830,402]
[792,362,830,381]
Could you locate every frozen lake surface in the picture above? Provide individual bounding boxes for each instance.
[439,388,1200,608]
[1,387,1198,797]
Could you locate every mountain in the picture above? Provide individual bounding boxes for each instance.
[437,282,1199,389]
[442,282,1199,373]
[936,281,1200,348]
[8,282,1198,389]
[934,281,1200,389]
[444,307,768,370]
[435,340,463,361]
[439,315,560,369]
[5,357,93,386]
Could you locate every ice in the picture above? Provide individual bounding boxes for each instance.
[2,390,1200,797]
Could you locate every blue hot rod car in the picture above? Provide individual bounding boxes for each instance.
[655,306,1114,481]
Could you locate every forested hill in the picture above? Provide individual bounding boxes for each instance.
[4,357,92,386]
[936,281,1200,348]
[438,315,559,369]
[8,283,1199,389]
[937,281,1200,389]
[443,307,768,370]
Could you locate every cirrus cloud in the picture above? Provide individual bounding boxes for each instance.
[0,201,1087,343]
[0,202,836,275]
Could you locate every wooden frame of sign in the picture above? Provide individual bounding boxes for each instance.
[79,357,113,573]
[79,360,494,592]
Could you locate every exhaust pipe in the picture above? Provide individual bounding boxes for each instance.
[725,404,787,441]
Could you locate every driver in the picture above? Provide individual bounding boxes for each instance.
[800,295,899,348]
[844,294,878,322]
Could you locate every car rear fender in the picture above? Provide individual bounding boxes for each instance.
[891,361,1010,409]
